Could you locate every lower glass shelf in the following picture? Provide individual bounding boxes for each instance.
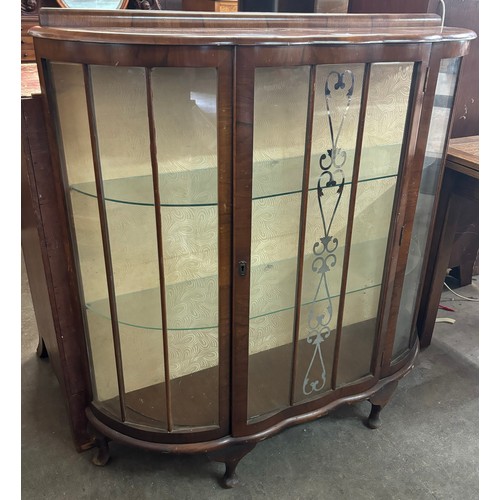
[87,280,218,331]
[86,237,387,331]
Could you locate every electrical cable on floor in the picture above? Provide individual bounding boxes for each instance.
[443,281,479,302]
[436,317,456,324]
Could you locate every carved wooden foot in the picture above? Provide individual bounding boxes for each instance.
[36,336,48,359]
[367,404,383,429]
[366,380,399,430]
[90,430,111,466]
[208,443,256,488]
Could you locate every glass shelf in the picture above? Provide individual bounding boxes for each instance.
[71,170,218,208]
[87,277,219,331]
[70,145,400,207]
[87,237,386,331]
[249,237,387,318]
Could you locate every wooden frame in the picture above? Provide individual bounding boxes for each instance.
[231,42,431,437]
[24,8,475,486]
[37,41,234,444]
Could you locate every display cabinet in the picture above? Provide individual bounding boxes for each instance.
[27,8,475,487]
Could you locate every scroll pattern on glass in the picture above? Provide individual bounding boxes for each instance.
[303,70,354,395]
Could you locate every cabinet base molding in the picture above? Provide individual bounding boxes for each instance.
[84,341,417,486]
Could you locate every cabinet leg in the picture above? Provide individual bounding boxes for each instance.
[36,336,48,359]
[367,404,383,429]
[90,429,111,467]
[208,443,256,488]
[366,380,399,430]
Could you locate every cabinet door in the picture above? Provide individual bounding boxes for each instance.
[42,46,232,441]
[232,45,429,434]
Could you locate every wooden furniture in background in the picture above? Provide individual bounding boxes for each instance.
[443,0,478,139]
[183,0,237,12]
[418,136,479,348]
[21,1,66,63]
[25,8,474,487]
[21,21,37,63]
[22,87,94,451]
[348,0,439,13]
[237,0,348,12]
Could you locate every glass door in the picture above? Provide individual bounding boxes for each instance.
[233,46,425,430]
[45,50,231,437]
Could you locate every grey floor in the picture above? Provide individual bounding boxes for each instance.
[21,261,479,499]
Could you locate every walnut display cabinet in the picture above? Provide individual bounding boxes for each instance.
[27,8,475,487]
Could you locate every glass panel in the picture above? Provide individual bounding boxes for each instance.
[336,287,381,385]
[336,62,413,387]
[247,310,295,420]
[295,64,363,403]
[152,67,219,428]
[392,58,461,359]
[71,192,120,414]
[49,62,120,416]
[90,65,167,428]
[169,329,219,427]
[50,63,221,430]
[247,66,310,420]
[336,178,398,386]
[360,63,414,179]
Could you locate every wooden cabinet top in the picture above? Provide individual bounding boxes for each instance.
[30,9,476,45]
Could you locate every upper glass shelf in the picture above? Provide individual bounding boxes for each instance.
[70,145,401,207]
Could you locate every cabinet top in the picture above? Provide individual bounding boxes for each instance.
[30,9,476,46]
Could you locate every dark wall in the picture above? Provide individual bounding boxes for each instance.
[350,0,478,138]
[349,0,439,13]
[444,0,479,138]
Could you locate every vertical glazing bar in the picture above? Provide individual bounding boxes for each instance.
[290,65,317,406]
[82,64,126,421]
[331,63,371,389]
[145,68,173,432]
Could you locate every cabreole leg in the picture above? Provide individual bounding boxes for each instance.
[90,428,111,466]
[208,442,256,488]
[366,380,399,429]
[36,335,48,359]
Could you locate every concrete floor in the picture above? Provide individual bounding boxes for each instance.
[21,261,478,499]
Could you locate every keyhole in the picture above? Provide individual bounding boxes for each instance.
[238,261,247,276]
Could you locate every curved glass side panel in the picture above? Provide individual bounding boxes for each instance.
[49,62,121,417]
[392,58,461,360]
